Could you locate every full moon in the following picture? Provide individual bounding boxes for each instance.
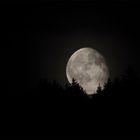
[66,48,109,95]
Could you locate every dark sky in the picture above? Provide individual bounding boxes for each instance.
[1,1,140,92]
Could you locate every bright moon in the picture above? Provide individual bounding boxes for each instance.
[66,48,109,95]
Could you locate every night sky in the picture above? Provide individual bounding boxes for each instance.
[1,1,140,93]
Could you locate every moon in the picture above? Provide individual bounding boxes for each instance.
[66,48,109,95]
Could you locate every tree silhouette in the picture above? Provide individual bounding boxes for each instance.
[94,67,140,100]
[102,78,113,96]
[2,66,140,104]
[65,78,88,99]
[96,83,102,95]
[2,67,140,136]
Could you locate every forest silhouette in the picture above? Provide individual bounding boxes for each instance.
[1,67,140,136]
[22,67,140,101]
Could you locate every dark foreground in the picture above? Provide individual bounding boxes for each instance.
[0,68,140,136]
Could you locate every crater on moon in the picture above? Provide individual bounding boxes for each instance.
[66,48,109,95]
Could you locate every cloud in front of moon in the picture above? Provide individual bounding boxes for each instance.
[66,48,109,95]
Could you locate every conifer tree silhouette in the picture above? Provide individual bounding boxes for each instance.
[103,78,113,96]
[96,83,102,95]
[66,78,87,99]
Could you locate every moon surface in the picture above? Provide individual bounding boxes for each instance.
[66,48,109,95]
